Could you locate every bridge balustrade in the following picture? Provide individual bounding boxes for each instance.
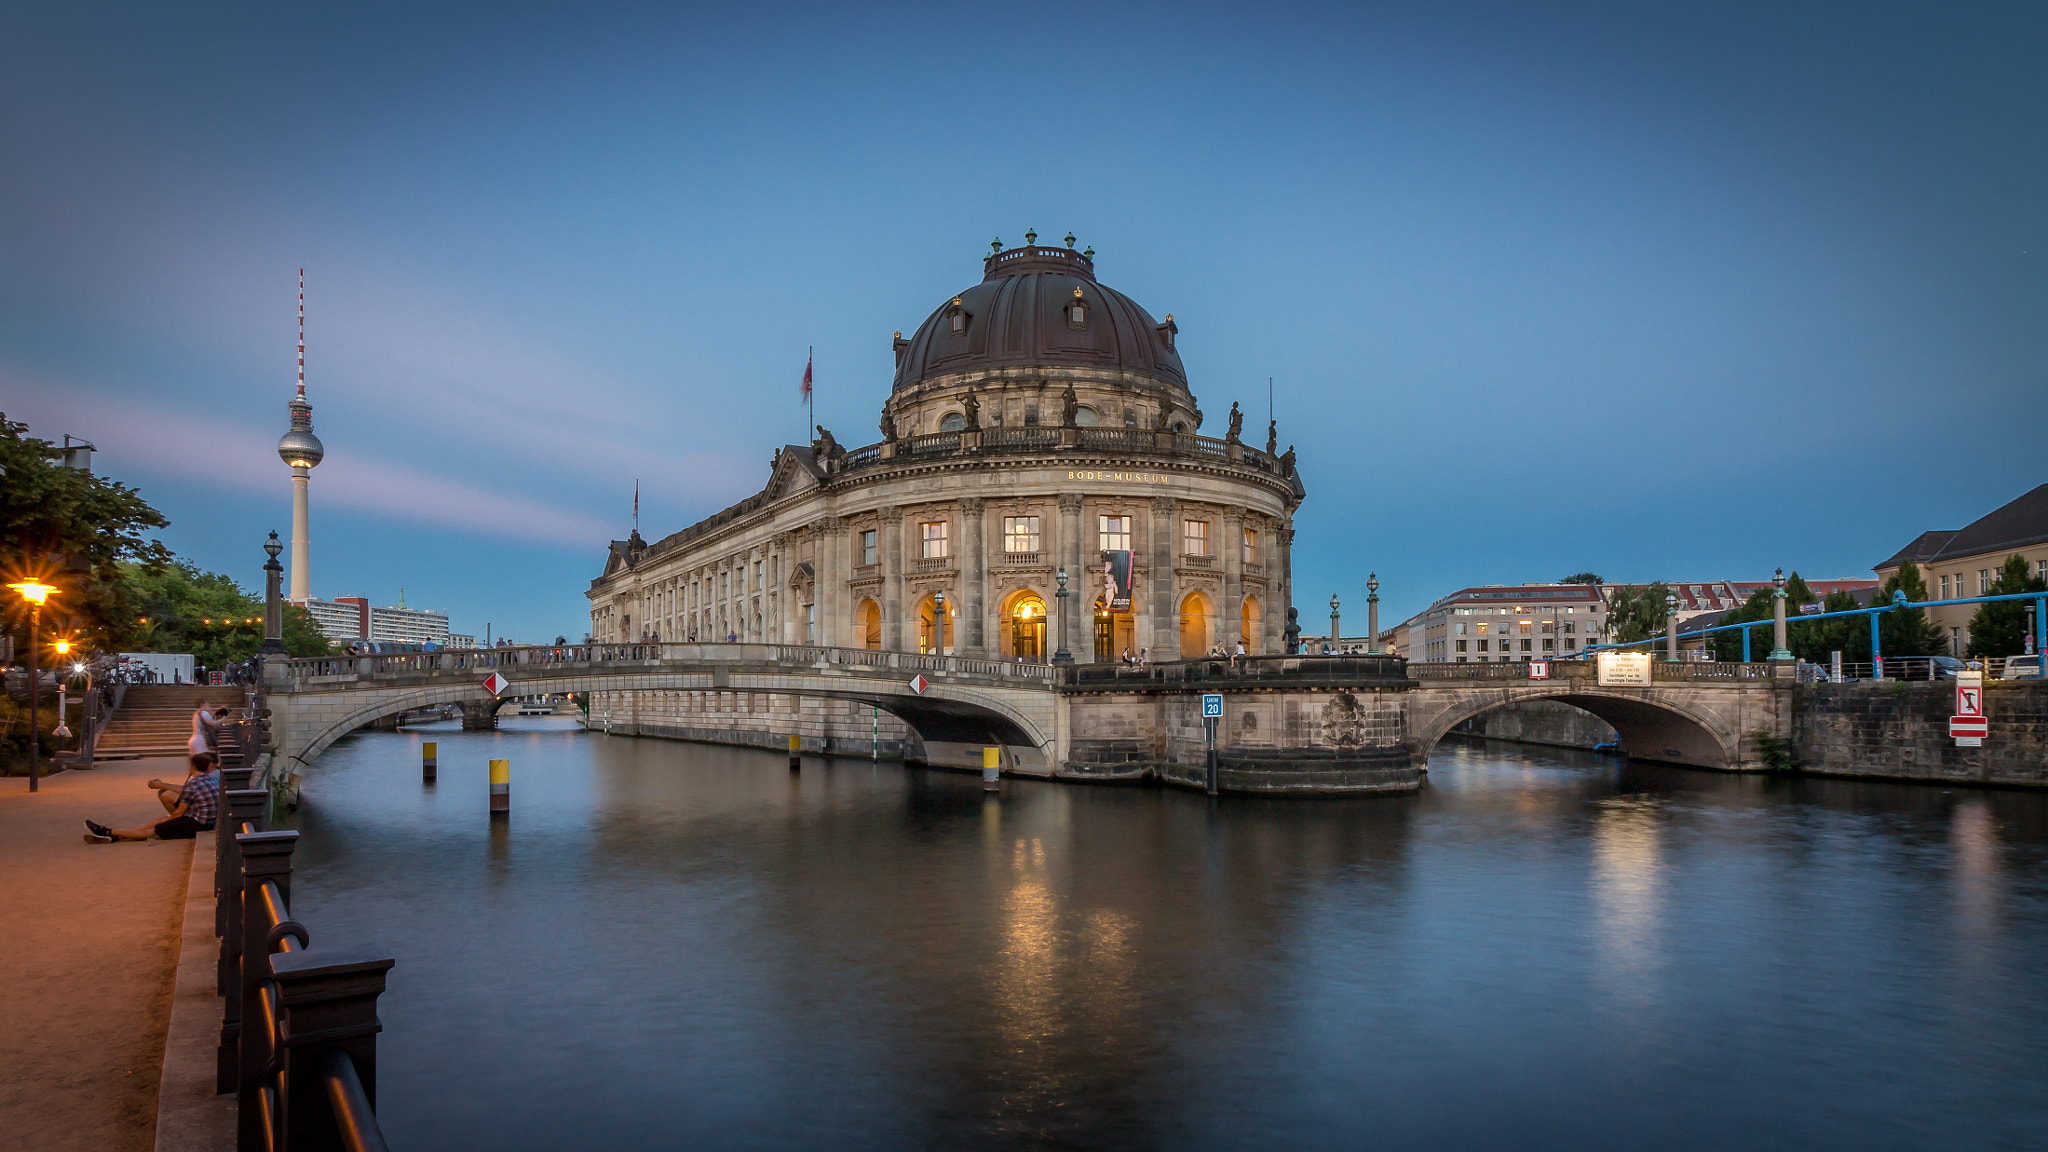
[273,642,1057,686]
[1061,653,1410,689]
[1405,659,1786,682]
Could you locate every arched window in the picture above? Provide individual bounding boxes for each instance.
[1179,591,1215,659]
[938,411,967,432]
[858,600,881,650]
[946,297,969,336]
[1074,406,1099,427]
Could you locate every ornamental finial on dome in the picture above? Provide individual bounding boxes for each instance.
[1025,228,1037,246]
[1082,245,1094,258]
[1064,232,1076,249]
[990,237,1001,254]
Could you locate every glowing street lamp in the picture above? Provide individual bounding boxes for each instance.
[7,580,59,793]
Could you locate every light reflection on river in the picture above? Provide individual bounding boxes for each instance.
[285,721,2048,1150]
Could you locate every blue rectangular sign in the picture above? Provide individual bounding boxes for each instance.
[1202,694,1224,718]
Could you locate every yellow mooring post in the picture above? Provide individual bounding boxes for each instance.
[421,741,438,785]
[489,758,510,818]
[788,734,801,772]
[982,746,1001,792]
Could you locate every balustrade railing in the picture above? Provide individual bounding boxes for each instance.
[1062,653,1410,688]
[1076,427,1155,452]
[981,427,1062,450]
[213,729,393,1152]
[825,425,1284,476]
[901,432,961,457]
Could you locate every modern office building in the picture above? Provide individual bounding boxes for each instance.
[1407,584,1607,663]
[300,594,453,646]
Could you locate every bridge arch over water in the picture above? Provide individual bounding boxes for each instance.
[268,644,1060,771]
[1408,687,1744,769]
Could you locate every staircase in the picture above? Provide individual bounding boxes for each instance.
[95,685,241,760]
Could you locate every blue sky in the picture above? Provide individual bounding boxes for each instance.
[4,2,2042,640]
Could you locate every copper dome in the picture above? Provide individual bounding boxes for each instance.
[891,244,1187,393]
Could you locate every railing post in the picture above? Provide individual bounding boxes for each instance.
[238,830,299,1151]
[271,946,395,1152]
[217,788,272,1094]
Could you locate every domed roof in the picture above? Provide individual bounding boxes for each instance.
[892,243,1187,393]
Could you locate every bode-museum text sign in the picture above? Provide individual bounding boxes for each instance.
[1066,469,1172,485]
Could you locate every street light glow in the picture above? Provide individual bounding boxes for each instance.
[7,580,58,605]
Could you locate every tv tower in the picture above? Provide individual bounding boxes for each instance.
[276,269,325,602]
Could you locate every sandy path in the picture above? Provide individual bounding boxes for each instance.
[0,756,198,1150]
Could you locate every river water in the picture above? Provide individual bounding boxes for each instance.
[285,720,2048,1150]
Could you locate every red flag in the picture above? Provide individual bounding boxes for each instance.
[800,351,813,401]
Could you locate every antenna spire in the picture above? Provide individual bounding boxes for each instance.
[296,268,306,397]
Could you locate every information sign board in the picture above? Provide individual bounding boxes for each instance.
[1202,694,1224,718]
[1595,652,1652,686]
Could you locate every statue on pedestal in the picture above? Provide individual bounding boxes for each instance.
[813,425,842,461]
[963,390,981,430]
[1283,606,1302,655]
[1061,384,1079,428]
[1265,419,1277,456]
[880,400,897,443]
[1279,444,1296,478]
[1225,402,1243,445]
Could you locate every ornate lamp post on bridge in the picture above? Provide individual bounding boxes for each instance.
[1329,593,1340,653]
[8,580,58,792]
[1053,567,1073,666]
[261,531,286,656]
[1769,567,1793,663]
[1664,590,1680,662]
[1366,573,1381,655]
[933,589,947,656]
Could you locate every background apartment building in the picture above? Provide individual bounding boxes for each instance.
[1407,584,1606,663]
[1877,483,2048,655]
[300,594,453,646]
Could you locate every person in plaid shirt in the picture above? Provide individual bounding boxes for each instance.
[85,752,221,843]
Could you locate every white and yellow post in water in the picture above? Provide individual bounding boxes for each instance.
[489,758,509,817]
[982,746,1000,792]
[421,741,437,784]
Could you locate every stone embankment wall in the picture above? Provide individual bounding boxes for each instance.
[589,689,916,760]
[1063,685,1418,793]
[1449,700,1618,751]
[1793,681,2048,787]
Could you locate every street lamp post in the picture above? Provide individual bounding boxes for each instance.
[1664,590,1680,662]
[1769,567,1793,662]
[1053,567,1073,666]
[1329,593,1340,653]
[261,531,286,656]
[8,581,58,793]
[933,590,946,656]
[1366,573,1381,655]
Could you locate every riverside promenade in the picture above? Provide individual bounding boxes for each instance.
[0,756,232,1151]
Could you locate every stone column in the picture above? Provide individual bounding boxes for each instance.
[810,519,838,647]
[881,506,904,651]
[1150,495,1177,659]
[1058,494,1085,661]
[1265,517,1286,655]
[1222,507,1244,650]
[960,497,987,657]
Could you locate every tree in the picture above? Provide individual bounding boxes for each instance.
[1707,573,1817,661]
[1966,554,2048,658]
[0,416,174,650]
[1605,582,1674,644]
[120,560,333,665]
[1559,572,1603,586]
[1876,561,1943,658]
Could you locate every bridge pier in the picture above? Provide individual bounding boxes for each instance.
[460,699,498,731]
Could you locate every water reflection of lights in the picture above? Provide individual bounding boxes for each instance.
[1949,798,2002,957]
[1591,799,1665,1011]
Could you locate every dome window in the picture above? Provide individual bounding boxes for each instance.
[1156,312,1178,350]
[1067,287,1089,329]
[947,297,969,337]
[1074,406,1099,427]
[939,412,968,432]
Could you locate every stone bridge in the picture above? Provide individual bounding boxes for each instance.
[264,642,1061,772]
[264,647,1794,791]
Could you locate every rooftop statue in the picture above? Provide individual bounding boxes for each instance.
[880,400,897,443]
[963,390,981,430]
[1061,384,1079,428]
[1225,402,1243,445]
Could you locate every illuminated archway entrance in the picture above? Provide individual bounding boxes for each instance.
[1241,596,1262,654]
[1002,590,1047,661]
[1094,597,1135,661]
[1179,591,1215,658]
[857,599,881,650]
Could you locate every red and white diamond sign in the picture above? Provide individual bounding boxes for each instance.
[908,674,930,695]
[483,672,511,696]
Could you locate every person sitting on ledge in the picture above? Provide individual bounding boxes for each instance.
[84,752,220,844]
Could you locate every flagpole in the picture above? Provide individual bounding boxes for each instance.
[808,344,814,437]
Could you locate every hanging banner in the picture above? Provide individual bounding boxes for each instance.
[1102,551,1135,614]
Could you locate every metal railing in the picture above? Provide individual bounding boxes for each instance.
[215,723,394,1152]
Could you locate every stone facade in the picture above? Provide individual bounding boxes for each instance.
[588,244,1302,666]
[1793,681,2048,787]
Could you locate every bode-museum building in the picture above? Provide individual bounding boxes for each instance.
[589,237,1304,663]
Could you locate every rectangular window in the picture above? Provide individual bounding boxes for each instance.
[1456,656,1468,663]
[1521,638,1533,651]
[1455,623,1467,635]
[1543,639,1554,651]
[1563,622,1574,634]
[922,521,950,559]
[1099,515,1131,551]
[1242,527,1257,563]
[754,561,762,589]
[862,529,877,566]
[1455,640,1467,652]
[1003,516,1041,553]
[1566,638,1577,650]
[1940,575,1950,598]
[1980,569,1991,594]
[1183,519,1210,555]
[1475,622,1489,635]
